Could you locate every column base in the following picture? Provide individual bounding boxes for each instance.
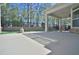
[0,27,1,33]
[45,28,48,32]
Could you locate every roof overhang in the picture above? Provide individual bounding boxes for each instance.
[45,3,79,18]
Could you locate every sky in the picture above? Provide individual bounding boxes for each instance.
[8,3,55,16]
[9,3,55,11]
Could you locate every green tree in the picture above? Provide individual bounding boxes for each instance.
[9,4,19,26]
[1,3,10,27]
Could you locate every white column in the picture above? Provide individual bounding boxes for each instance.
[71,8,73,29]
[61,18,64,31]
[61,18,63,26]
[54,17,57,25]
[45,14,48,32]
[0,6,1,32]
[59,19,61,31]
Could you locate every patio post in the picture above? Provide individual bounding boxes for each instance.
[0,5,1,33]
[45,14,48,32]
[61,18,65,31]
[54,17,57,25]
[70,7,73,29]
[59,18,61,32]
[59,18,64,32]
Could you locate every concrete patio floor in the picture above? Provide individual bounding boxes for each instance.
[24,31,79,55]
[0,33,51,55]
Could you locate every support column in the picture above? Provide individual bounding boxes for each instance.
[61,18,64,31]
[45,14,48,32]
[70,8,73,29]
[59,18,64,32]
[54,17,57,25]
[0,5,1,33]
[59,18,61,31]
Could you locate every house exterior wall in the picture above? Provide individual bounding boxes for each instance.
[70,6,79,33]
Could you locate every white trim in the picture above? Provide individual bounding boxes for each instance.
[73,7,79,13]
[73,17,79,20]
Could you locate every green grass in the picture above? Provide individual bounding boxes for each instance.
[0,31,18,34]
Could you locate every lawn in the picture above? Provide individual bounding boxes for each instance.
[0,31,18,34]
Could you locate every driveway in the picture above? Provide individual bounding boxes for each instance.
[24,32,79,55]
[0,33,51,55]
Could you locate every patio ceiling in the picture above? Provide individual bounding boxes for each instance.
[46,3,79,18]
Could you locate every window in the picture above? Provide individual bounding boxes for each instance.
[72,19,79,27]
[73,7,79,27]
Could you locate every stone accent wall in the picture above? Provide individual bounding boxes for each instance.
[69,28,79,33]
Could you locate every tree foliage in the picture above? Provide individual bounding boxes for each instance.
[1,3,52,27]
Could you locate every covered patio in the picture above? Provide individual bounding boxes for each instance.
[44,3,79,32]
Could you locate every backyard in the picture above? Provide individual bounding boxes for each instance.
[0,3,79,55]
